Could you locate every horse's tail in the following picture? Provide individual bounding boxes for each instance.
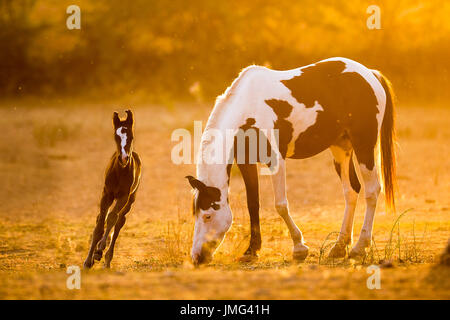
[373,70,397,213]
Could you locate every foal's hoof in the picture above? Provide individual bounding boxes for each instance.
[93,251,103,261]
[238,253,258,263]
[97,240,106,252]
[293,244,309,261]
[83,259,94,269]
[328,242,348,259]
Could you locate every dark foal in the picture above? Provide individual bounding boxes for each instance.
[84,110,142,269]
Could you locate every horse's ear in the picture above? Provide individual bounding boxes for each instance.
[113,112,120,128]
[185,176,206,191]
[125,109,134,125]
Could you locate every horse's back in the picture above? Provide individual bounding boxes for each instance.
[239,58,387,159]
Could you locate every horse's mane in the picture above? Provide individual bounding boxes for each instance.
[199,65,263,171]
[204,65,259,131]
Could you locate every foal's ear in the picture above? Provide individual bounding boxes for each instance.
[185,176,206,191]
[125,109,134,125]
[113,112,120,128]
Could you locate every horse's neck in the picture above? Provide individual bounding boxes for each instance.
[196,66,261,195]
[196,147,230,202]
[204,100,243,132]
[196,100,243,197]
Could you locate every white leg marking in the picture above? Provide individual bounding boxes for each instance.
[350,163,380,257]
[328,147,359,258]
[330,147,359,244]
[271,158,308,259]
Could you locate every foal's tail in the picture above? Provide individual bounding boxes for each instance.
[373,70,397,213]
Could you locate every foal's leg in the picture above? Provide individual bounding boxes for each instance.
[104,194,136,268]
[349,151,380,258]
[84,190,113,269]
[92,199,120,261]
[237,163,261,260]
[328,146,360,258]
[271,158,309,261]
[96,196,127,256]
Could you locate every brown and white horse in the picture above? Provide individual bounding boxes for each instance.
[84,110,142,269]
[186,57,396,265]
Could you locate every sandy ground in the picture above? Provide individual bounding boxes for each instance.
[0,100,448,299]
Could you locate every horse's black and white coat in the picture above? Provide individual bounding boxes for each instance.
[187,57,396,265]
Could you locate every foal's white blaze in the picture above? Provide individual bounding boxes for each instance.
[116,127,128,161]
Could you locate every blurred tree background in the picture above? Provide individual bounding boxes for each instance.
[0,0,449,104]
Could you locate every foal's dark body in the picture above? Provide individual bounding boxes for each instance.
[84,110,141,269]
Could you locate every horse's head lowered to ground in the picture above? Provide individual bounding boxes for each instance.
[113,110,134,167]
[186,175,232,265]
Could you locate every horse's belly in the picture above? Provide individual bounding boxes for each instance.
[286,116,343,159]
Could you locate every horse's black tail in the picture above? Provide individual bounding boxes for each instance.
[373,70,397,213]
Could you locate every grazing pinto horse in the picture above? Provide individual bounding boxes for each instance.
[84,110,142,268]
[186,57,396,265]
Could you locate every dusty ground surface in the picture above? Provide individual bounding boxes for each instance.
[0,100,448,299]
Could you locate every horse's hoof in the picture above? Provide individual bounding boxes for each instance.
[238,253,258,263]
[349,238,370,259]
[83,259,93,269]
[348,246,367,259]
[328,242,347,259]
[293,244,309,261]
[93,251,103,261]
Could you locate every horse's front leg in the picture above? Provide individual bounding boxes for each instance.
[84,190,113,269]
[104,193,135,268]
[237,163,261,261]
[271,158,309,261]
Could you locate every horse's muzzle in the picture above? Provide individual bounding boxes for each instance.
[192,241,217,266]
[192,252,212,266]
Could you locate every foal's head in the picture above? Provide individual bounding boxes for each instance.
[112,110,134,167]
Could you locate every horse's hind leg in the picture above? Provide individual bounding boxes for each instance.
[349,141,380,258]
[328,145,360,258]
[84,190,113,269]
[271,158,309,261]
[104,194,135,268]
[237,163,261,261]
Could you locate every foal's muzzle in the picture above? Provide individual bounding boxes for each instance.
[119,154,129,166]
